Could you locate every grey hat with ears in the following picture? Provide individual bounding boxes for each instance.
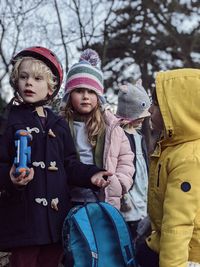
[116,80,151,121]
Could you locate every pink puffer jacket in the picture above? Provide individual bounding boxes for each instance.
[103,110,134,209]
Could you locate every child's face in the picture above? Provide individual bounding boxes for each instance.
[130,118,145,128]
[149,103,164,131]
[70,88,98,114]
[122,118,145,129]
[17,59,53,104]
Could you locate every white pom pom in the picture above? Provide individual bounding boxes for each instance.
[79,49,101,67]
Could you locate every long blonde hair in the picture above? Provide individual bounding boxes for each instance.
[61,96,106,147]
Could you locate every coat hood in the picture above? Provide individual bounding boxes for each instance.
[156,68,200,146]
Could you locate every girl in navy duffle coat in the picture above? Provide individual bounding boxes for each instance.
[0,46,110,267]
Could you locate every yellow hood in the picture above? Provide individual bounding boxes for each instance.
[156,68,200,146]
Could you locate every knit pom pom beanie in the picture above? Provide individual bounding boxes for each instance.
[66,48,104,93]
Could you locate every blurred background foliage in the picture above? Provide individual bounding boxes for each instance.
[0,0,199,112]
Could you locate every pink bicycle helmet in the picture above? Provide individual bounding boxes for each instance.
[12,46,63,98]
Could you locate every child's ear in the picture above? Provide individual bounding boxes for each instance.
[48,88,54,96]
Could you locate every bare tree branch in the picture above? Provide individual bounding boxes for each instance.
[53,0,69,72]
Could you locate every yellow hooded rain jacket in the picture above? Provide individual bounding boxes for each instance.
[147,68,200,267]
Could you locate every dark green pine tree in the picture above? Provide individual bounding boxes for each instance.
[90,0,200,152]
[91,0,200,94]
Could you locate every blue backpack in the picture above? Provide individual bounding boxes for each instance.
[62,202,136,267]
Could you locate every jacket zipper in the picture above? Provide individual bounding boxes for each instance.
[157,164,161,187]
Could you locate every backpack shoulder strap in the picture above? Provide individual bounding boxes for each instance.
[73,206,98,267]
[62,206,80,253]
[99,202,136,267]
[125,132,136,181]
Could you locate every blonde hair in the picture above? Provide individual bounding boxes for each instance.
[10,57,57,93]
[61,96,106,147]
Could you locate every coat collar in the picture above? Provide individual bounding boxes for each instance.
[9,104,62,130]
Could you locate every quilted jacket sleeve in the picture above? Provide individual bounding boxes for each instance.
[115,129,135,193]
[104,125,135,209]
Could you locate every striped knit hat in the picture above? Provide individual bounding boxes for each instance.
[65,49,104,96]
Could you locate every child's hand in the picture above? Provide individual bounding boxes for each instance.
[91,171,112,188]
[10,165,34,187]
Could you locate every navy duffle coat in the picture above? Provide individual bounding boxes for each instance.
[0,104,100,250]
